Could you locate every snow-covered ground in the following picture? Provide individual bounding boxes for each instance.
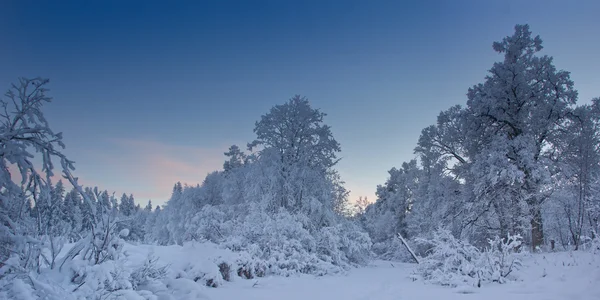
[206,256,600,300]
[122,243,600,300]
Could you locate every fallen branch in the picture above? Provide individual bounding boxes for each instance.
[396,233,420,264]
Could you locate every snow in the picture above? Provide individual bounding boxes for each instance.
[44,241,599,300]
[203,252,600,300]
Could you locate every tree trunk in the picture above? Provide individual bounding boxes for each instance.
[494,201,509,240]
[531,206,544,251]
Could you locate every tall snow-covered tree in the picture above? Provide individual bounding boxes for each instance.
[62,188,83,240]
[144,200,153,212]
[119,193,136,217]
[45,180,68,237]
[410,106,471,239]
[466,24,577,249]
[370,160,420,239]
[95,189,111,221]
[365,25,583,252]
[223,145,247,172]
[248,95,343,214]
[162,182,185,244]
[546,99,600,248]
[249,95,341,170]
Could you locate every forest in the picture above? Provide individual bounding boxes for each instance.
[1,25,599,300]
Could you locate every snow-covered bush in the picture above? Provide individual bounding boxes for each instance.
[417,229,523,287]
[234,248,272,278]
[478,234,523,283]
[68,259,133,297]
[1,241,234,299]
[180,204,371,277]
[417,229,481,287]
[129,253,168,290]
[224,206,336,276]
[185,204,234,243]
[175,260,224,287]
[316,222,372,267]
[586,233,600,253]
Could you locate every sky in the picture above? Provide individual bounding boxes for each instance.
[1,0,599,206]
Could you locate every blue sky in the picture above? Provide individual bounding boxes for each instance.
[1,0,599,205]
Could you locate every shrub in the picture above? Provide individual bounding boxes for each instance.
[478,234,522,283]
[417,229,480,287]
[416,229,523,287]
[218,262,231,281]
[130,253,168,290]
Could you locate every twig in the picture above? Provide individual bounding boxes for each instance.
[72,280,86,292]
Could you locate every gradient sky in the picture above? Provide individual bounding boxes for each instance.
[1,0,599,206]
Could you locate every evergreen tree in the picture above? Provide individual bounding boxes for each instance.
[119,193,136,217]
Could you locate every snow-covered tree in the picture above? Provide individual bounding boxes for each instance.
[415,105,471,177]
[249,95,340,170]
[466,24,577,249]
[365,25,582,253]
[156,96,371,273]
[410,105,472,240]
[0,78,79,273]
[364,160,420,241]
[248,95,342,213]
[119,193,135,217]
[223,144,247,173]
[95,189,111,221]
[545,99,600,249]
